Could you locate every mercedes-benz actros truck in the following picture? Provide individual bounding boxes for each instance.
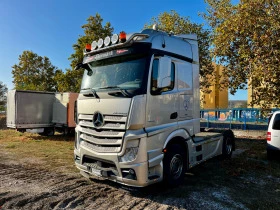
[74,27,235,187]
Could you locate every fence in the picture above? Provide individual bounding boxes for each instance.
[200,108,280,130]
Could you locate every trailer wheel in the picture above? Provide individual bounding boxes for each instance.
[17,129,26,133]
[222,130,235,159]
[40,128,55,136]
[163,144,186,187]
[63,127,69,136]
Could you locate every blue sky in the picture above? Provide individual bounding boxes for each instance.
[0,0,246,100]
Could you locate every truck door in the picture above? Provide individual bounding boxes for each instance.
[146,57,178,129]
[177,62,193,120]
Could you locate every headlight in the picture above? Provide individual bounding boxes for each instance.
[119,147,138,162]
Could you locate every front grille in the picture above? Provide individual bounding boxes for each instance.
[78,114,127,153]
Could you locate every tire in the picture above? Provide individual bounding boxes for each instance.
[40,128,55,136]
[17,129,26,133]
[163,144,186,187]
[63,127,69,136]
[222,130,235,159]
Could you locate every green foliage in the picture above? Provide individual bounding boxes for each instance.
[145,10,215,94]
[65,13,114,92]
[0,81,7,109]
[54,69,83,92]
[12,51,58,92]
[204,0,280,108]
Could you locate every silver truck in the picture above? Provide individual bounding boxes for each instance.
[74,27,235,187]
[7,90,78,135]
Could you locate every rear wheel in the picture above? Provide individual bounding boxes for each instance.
[222,130,235,159]
[163,144,186,187]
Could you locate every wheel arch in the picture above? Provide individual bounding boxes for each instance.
[163,129,191,169]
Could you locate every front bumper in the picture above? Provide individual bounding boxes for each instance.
[74,149,162,187]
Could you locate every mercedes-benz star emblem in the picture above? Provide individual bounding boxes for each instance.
[93,112,104,128]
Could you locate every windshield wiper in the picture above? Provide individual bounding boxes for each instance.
[81,88,99,98]
[99,86,131,97]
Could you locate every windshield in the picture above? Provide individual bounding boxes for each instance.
[81,54,149,94]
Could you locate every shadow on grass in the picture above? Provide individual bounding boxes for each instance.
[28,133,74,142]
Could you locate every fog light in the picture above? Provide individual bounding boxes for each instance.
[119,147,138,162]
[121,168,137,180]
[129,169,135,175]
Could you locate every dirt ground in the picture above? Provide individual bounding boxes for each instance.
[0,129,280,209]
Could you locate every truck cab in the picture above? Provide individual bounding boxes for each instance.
[74,28,234,187]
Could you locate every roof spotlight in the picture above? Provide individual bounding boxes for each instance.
[97,38,104,48]
[119,31,126,42]
[104,36,111,46]
[91,41,98,50]
[111,34,119,44]
[120,31,126,42]
[85,44,91,52]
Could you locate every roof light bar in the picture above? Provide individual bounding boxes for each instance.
[84,32,149,53]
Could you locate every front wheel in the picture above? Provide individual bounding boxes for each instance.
[222,130,235,159]
[163,144,186,187]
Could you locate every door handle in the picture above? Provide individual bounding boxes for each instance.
[170,112,178,119]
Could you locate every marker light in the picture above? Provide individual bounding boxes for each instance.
[97,38,104,48]
[119,31,126,42]
[111,34,119,44]
[85,44,91,52]
[91,41,98,50]
[104,36,111,46]
[267,132,271,141]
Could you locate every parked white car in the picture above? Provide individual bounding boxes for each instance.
[267,111,280,159]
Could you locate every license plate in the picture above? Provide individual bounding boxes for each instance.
[91,167,101,176]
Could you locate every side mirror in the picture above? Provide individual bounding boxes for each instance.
[74,63,93,76]
[157,57,171,88]
[74,63,83,70]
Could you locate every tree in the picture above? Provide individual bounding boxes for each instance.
[204,0,280,108]
[12,51,58,92]
[0,81,8,111]
[145,10,215,95]
[54,69,83,92]
[67,13,114,92]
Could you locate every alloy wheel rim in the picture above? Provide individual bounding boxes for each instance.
[226,137,232,154]
[170,154,183,180]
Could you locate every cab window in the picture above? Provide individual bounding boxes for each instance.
[151,59,175,94]
[272,114,280,130]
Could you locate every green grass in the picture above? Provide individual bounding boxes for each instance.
[0,129,77,173]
